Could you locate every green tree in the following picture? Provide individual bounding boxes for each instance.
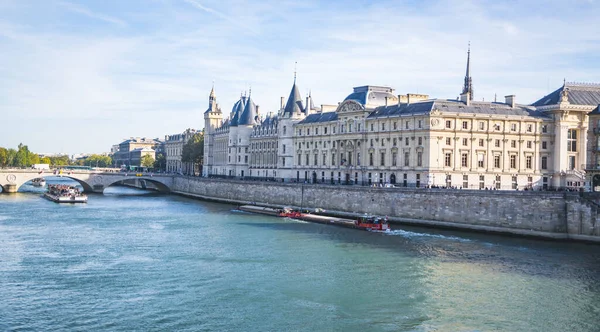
[29,154,40,165]
[141,154,154,168]
[154,152,165,171]
[0,147,7,167]
[181,132,204,175]
[6,149,17,167]
[15,143,30,167]
[40,157,51,165]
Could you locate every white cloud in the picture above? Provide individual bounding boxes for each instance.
[0,0,599,153]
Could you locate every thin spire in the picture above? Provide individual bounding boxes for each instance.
[294,61,297,84]
[462,42,473,101]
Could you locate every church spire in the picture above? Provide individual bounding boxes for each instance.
[462,42,473,101]
[209,81,216,103]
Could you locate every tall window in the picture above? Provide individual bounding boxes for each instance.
[392,152,397,166]
[526,156,532,169]
[446,120,451,129]
[357,153,361,166]
[494,155,501,168]
[380,152,385,166]
[461,153,468,167]
[567,129,577,152]
[495,139,500,148]
[314,154,318,166]
[495,175,501,189]
[323,154,326,166]
[510,155,517,169]
[393,122,397,130]
[478,153,484,168]
[446,137,451,145]
[479,122,485,130]
[512,176,518,189]
[445,153,452,167]
[381,123,386,131]
[404,152,410,166]
[298,154,302,165]
[462,121,468,129]
[418,137,422,145]
[511,140,516,148]
[462,138,468,146]
[527,141,532,149]
[369,153,373,166]
[282,144,286,153]
[542,125,548,133]
[479,139,484,147]
[463,175,468,189]
[479,175,485,189]
[541,156,548,170]
[417,152,423,167]
[305,154,309,165]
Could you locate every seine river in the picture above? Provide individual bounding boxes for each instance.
[1,179,600,331]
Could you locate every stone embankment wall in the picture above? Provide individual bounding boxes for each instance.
[172,177,600,242]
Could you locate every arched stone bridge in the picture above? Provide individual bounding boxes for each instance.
[0,169,174,193]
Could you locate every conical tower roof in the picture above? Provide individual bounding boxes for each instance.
[229,96,246,127]
[239,96,257,125]
[283,82,304,116]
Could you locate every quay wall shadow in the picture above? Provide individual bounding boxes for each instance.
[173,178,600,242]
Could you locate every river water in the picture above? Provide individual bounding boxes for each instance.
[1,179,599,331]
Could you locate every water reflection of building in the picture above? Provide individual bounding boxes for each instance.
[203,49,600,191]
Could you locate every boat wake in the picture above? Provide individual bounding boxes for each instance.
[385,229,471,242]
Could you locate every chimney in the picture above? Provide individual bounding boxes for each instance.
[385,96,388,106]
[306,96,310,113]
[280,97,285,109]
[460,92,471,106]
[505,95,516,108]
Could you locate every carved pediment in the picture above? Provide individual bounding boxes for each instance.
[336,100,364,113]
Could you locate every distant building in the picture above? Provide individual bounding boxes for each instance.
[165,128,198,173]
[112,137,162,168]
[204,47,600,191]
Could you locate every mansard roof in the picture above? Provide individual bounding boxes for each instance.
[297,111,338,124]
[368,99,550,119]
[532,83,600,107]
[283,82,305,115]
[344,85,398,107]
[590,105,600,115]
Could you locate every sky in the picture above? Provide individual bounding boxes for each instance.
[1,0,600,155]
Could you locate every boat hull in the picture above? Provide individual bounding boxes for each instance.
[238,205,389,232]
[43,193,88,203]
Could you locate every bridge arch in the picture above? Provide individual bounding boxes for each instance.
[103,177,171,193]
[16,175,95,193]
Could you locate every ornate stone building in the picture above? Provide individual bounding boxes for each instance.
[203,51,600,190]
[165,128,198,174]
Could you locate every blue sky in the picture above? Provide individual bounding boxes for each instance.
[1,0,599,154]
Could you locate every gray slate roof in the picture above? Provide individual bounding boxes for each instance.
[532,83,600,106]
[238,97,258,126]
[229,97,246,127]
[297,111,338,124]
[284,83,304,115]
[369,100,550,119]
[590,105,600,115]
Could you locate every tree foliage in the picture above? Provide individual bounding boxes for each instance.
[154,152,166,171]
[141,154,155,168]
[181,133,204,165]
[80,154,113,167]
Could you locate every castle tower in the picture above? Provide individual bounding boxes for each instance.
[203,84,222,176]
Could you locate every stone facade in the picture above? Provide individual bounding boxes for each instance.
[165,128,198,174]
[203,51,600,191]
[112,137,162,168]
[172,177,600,241]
